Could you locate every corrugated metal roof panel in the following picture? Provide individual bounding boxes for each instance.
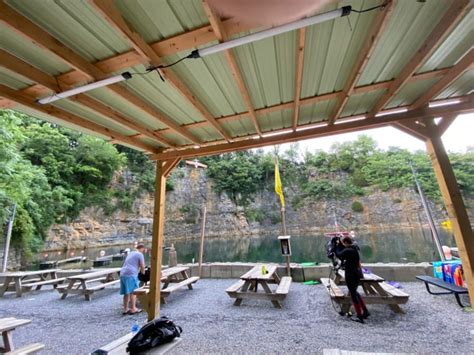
[0,25,71,76]
[357,1,448,86]
[54,100,136,136]
[138,136,164,149]
[116,0,208,43]
[125,65,206,126]
[435,70,474,99]
[16,105,110,140]
[86,88,168,131]
[301,0,376,97]
[188,126,220,142]
[341,90,385,117]
[6,0,131,62]
[232,31,295,109]
[386,77,440,109]
[169,52,247,117]
[160,131,188,146]
[418,9,474,72]
[0,67,33,89]
[299,100,337,125]
[258,109,292,132]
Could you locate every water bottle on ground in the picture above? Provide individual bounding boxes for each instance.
[131,320,140,333]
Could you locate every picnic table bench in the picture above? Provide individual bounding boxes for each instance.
[0,269,65,298]
[321,269,409,314]
[226,264,292,308]
[134,266,199,313]
[56,268,120,301]
[91,332,181,354]
[416,275,469,308]
[0,318,44,354]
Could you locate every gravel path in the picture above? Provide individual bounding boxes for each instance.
[0,280,472,354]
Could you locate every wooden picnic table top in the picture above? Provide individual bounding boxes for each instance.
[0,318,31,332]
[240,264,278,281]
[66,268,121,281]
[337,269,384,282]
[0,269,59,278]
[161,266,189,279]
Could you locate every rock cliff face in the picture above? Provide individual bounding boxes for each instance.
[43,166,473,250]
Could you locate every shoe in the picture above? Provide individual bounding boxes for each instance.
[122,310,131,315]
[362,310,370,319]
[129,309,143,315]
[351,315,365,324]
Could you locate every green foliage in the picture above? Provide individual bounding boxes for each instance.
[180,204,199,224]
[351,201,364,213]
[245,208,265,223]
[202,151,264,205]
[393,198,402,204]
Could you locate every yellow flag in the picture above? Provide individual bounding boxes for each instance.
[275,161,285,207]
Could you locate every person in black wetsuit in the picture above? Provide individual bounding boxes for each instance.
[335,235,369,323]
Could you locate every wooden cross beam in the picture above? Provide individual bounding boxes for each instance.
[292,29,306,130]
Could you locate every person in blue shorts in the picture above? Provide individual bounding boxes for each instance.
[120,243,146,315]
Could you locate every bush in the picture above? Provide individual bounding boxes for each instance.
[393,198,402,204]
[245,208,265,223]
[351,201,364,213]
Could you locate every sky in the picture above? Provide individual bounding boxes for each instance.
[263,113,473,155]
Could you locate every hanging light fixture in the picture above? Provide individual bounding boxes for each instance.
[189,6,352,59]
[37,72,132,104]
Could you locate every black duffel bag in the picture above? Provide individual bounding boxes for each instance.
[127,317,182,354]
[138,266,151,283]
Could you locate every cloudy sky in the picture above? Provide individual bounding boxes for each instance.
[266,113,473,155]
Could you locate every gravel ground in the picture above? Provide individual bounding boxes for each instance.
[1,280,473,354]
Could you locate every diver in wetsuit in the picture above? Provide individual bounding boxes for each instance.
[335,235,369,323]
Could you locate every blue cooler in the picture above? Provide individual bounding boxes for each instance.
[433,261,444,279]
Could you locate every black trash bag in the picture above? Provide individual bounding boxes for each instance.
[127,317,182,354]
[138,266,151,283]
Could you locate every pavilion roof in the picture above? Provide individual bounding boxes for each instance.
[0,0,472,159]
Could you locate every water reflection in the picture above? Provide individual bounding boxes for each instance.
[33,228,455,269]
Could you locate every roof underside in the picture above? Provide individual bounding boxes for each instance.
[0,0,473,156]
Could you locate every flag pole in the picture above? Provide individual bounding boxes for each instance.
[275,156,290,276]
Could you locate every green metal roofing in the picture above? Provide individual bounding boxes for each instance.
[436,70,474,100]
[0,0,472,152]
[0,67,32,89]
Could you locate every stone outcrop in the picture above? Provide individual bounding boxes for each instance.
[43,166,473,251]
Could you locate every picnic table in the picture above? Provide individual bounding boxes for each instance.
[0,317,44,353]
[321,269,409,314]
[56,268,120,301]
[0,269,65,298]
[91,332,181,354]
[134,266,199,312]
[226,264,292,308]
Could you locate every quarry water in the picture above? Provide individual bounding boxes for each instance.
[33,227,456,269]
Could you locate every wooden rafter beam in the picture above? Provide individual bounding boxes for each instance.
[409,48,474,110]
[328,0,394,125]
[89,0,231,142]
[0,2,200,145]
[368,0,470,117]
[391,121,430,141]
[151,94,473,160]
[436,115,457,136]
[0,84,159,153]
[202,0,263,136]
[0,49,173,147]
[292,29,306,130]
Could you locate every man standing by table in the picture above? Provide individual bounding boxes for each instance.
[120,243,146,315]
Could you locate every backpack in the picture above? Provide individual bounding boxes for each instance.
[126,317,182,354]
[138,266,151,284]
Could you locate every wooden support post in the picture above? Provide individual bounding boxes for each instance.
[147,160,169,321]
[424,118,474,307]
